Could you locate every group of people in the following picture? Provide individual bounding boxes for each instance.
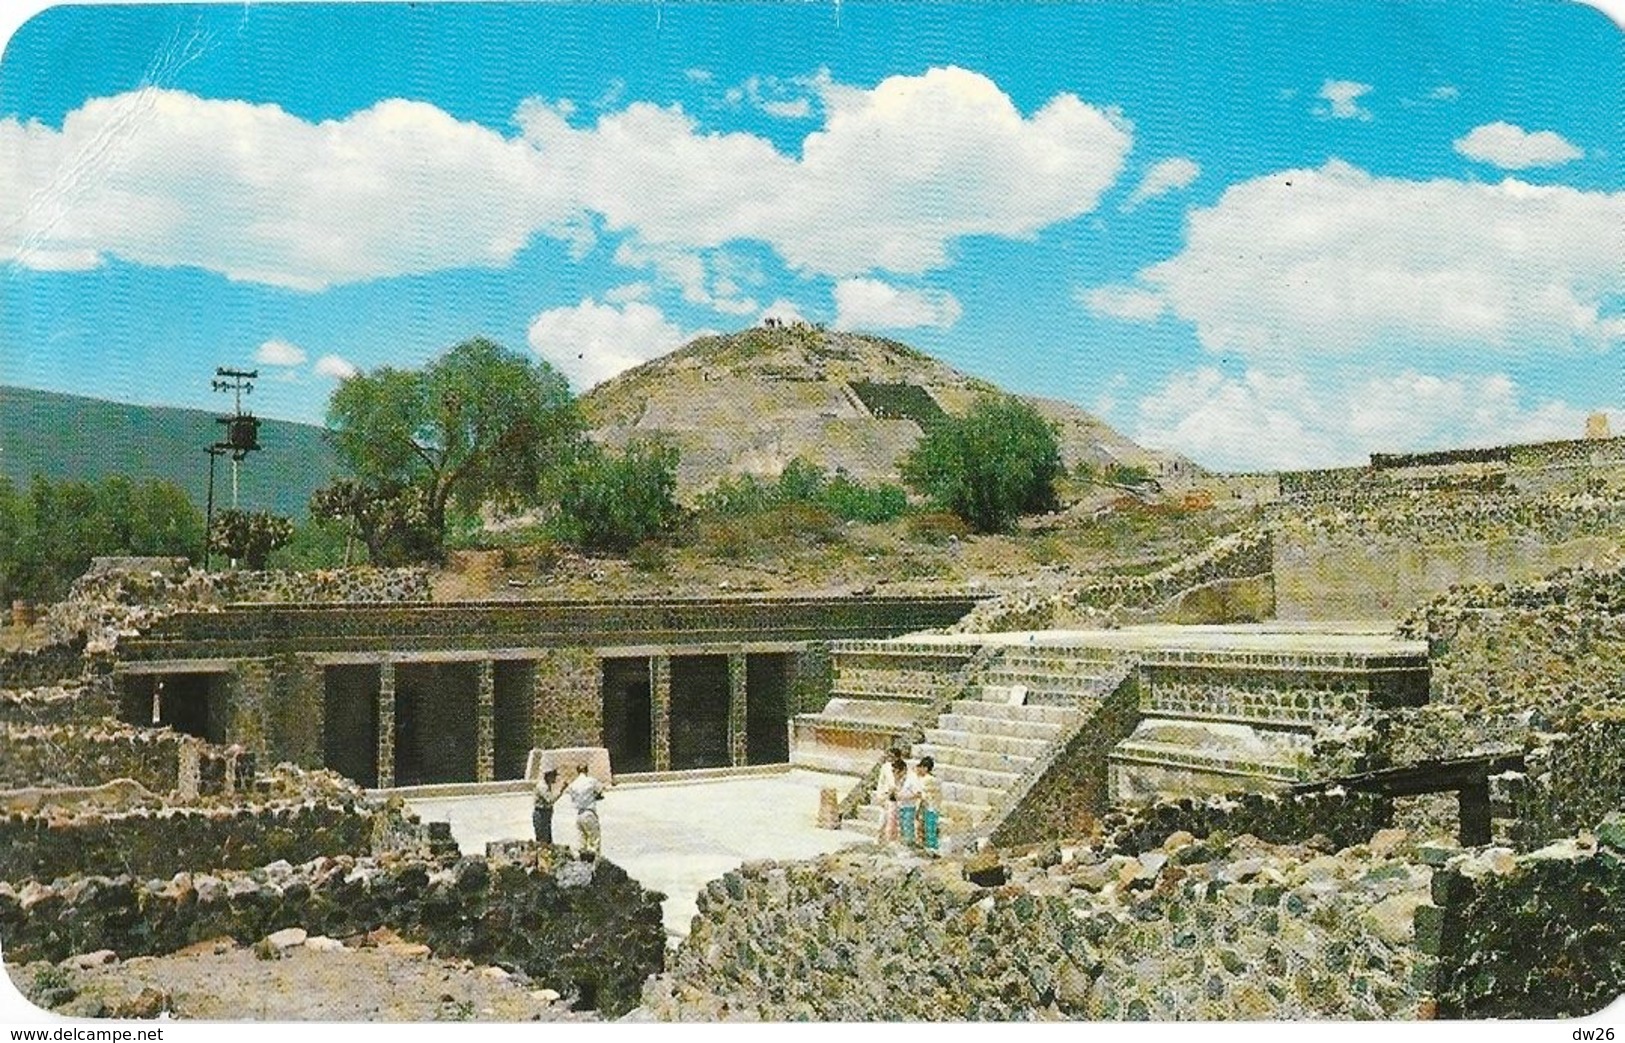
[877,748,943,853]
[533,763,605,860]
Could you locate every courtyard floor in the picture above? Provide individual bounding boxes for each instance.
[406,768,868,940]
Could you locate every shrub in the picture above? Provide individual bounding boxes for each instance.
[209,509,294,569]
[554,440,682,553]
[901,395,1061,533]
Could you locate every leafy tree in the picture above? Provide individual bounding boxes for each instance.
[554,440,682,552]
[0,475,204,603]
[324,337,580,560]
[901,395,1060,533]
[209,509,294,569]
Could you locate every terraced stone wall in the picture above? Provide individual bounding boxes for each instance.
[0,849,666,1017]
[953,529,1274,634]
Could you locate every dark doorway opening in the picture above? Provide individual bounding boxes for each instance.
[601,658,653,774]
[746,654,791,764]
[393,662,479,786]
[119,673,227,742]
[323,664,380,788]
[493,660,535,781]
[670,655,730,771]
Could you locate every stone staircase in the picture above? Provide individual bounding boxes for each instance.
[790,640,980,775]
[843,646,1126,840]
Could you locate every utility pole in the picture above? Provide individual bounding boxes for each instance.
[204,367,262,569]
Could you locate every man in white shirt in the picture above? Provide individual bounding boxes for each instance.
[567,764,605,860]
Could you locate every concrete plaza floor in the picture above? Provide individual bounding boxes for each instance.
[406,768,868,940]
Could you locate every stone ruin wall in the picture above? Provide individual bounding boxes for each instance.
[0,797,380,884]
[1273,496,1625,621]
[1425,827,1625,1019]
[647,781,1625,1021]
[0,847,666,1018]
[645,829,1437,1020]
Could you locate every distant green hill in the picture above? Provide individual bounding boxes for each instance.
[0,385,340,518]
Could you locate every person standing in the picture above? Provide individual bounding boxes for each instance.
[567,764,605,860]
[876,749,905,844]
[532,769,559,845]
[916,757,943,854]
[897,757,923,849]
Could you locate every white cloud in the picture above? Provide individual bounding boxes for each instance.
[1079,284,1165,322]
[0,88,575,289]
[314,354,358,380]
[1317,80,1373,120]
[1134,366,1614,471]
[759,299,809,326]
[1455,121,1583,169]
[255,338,307,366]
[1134,161,1625,356]
[1429,85,1460,101]
[1125,157,1199,208]
[833,278,962,330]
[4,69,1131,289]
[518,66,1133,278]
[527,298,711,388]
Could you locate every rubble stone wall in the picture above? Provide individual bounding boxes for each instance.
[1425,834,1625,1019]
[1507,712,1625,850]
[0,800,378,884]
[644,834,1432,1021]
[1096,789,1394,856]
[0,724,190,792]
[0,849,666,1016]
[0,642,92,690]
[0,680,115,726]
[213,568,432,605]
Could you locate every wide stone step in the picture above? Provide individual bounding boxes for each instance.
[932,762,1023,790]
[943,800,993,828]
[912,743,1039,774]
[949,699,1077,726]
[937,714,1066,741]
[941,779,1005,806]
[922,729,1052,758]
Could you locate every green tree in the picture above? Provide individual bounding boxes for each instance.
[901,395,1061,533]
[555,440,682,553]
[324,337,580,560]
[0,475,204,603]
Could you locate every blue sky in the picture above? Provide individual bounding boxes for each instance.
[1,1,1620,470]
